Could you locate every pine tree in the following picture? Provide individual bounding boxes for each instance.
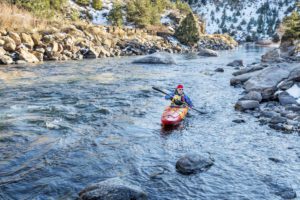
[175,11,200,45]
[282,11,300,40]
[92,0,102,10]
[108,1,123,26]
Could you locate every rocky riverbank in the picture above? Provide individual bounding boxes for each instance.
[0,24,238,65]
[230,40,300,133]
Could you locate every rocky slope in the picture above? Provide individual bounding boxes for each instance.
[230,39,300,133]
[191,0,298,41]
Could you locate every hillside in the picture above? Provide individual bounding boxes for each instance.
[190,0,298,41]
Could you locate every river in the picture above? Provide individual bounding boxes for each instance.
[0,44,299,199]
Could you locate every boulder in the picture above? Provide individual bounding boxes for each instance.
[18,48,39,63]
[79,177,148,200]
[0,54,13,64]
[3,36,16,51]
[20,33,34,49]
[270,116,287,124]
[133,52,175,64]
[198,48,218,57]
[84,47,99,59]
[244,64,298,100]
[235,100,260,111]
[240,91,263,102]
[261,48,281,62]
[32,51,44,62]
[176,153,214,175]
[215,68,224,72]
[227,59,244,67]
[232,65,264,76]
[31,32,42,46]
[255,39,272,46]
[0,39,5,46]
[278,92,297,106]
[8,31,21,46]
[230,70,262,86]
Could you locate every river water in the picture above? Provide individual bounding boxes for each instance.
[0,44,299,200]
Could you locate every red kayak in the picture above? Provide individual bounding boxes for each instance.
[161,106,189,126]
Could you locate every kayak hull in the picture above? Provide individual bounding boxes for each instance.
[161,106,188,126]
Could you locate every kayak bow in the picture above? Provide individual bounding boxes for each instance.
[161,106,188,126]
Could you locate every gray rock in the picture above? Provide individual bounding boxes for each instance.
[232,119,246,123]
[215,68,224,72]
[133,52,175,64]
[198,48,218,57]
[240,91,262,102]
[79,177,148,200]
[230,70,262,86]
[232,65,264,76]
[278,92,297,106]
[270,116,287,124]
[235,100,260,111]
[227,59,243,67]
[261,48,281,62]
[176,153,214,175]
[287,67,300,82]
[260,110,280,118]
[244,64,298,100]
[277,80,294,90]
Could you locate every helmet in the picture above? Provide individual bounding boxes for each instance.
[177,84,184,89]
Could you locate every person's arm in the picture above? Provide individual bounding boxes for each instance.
[185,95,194,107]
[165,93,174,100]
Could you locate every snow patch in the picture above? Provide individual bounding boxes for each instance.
[287,84,300,100]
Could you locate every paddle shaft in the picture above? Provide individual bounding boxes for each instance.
[152,87,206,114]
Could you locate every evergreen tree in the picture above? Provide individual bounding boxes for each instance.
[92,0,102,10]
[282,11,300,40]
[175,11,200,45]
[108,1,123,26]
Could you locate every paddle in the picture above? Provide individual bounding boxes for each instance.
[152,86,207,114]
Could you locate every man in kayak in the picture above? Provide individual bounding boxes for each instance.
[165,85,193,107]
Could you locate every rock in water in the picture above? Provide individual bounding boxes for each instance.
[132,52,175,64]
[235,100,260,111]
[244,64,297,100]
[198,48,218,57]
[278,92,297,106]
[176,153,214,175]
[227,60,244,67]
[215,68,224,72]
[261,48,281,62]
[79,177,148,200]
[240,91,263,102]
[0,54,13,64]
[18,48,39,63]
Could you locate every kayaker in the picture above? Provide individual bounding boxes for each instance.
[165,85,193,107]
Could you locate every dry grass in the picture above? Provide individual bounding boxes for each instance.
[0,2,38,31]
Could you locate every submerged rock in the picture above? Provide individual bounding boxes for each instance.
[79,177,148,200]
[235,100,260,111]
[176,153,214,175]
[198,48,218,57]
[227,59,243,67]
[132,52,175,64]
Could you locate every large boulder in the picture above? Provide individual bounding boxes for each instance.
[227,59,244,67]
[235,100,260,111]
[133,52,175,64]
[198,48,218,57]
[176,153,214,175]
[79,177,148,200]
[232,64,265,76]
[261,48,281,62]
[244,64,298,100]
[0,47,6,56]
[18,48,39,63]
